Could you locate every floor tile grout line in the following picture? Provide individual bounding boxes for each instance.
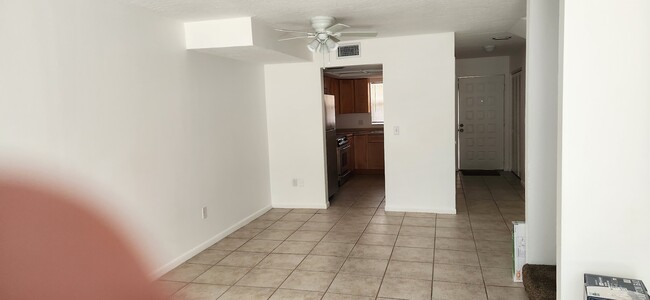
[373,200,404,299]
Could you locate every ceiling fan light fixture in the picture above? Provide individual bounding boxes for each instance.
[307,39,321,52]
[325,38,339,51]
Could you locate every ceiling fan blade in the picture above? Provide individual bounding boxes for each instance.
[328,36,340,43]
[278,36,314,41]
[325,23,350,34]
[274,28,312,34]
[338,32,378,37]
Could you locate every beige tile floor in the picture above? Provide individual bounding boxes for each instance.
[158,173,528,299]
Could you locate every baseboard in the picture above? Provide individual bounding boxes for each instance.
[271,203,328,209]
[385,205,457,215]
[151,205,272,279]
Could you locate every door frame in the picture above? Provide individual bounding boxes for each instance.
[455,74,507,170]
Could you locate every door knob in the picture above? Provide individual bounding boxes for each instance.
[459,124,464,127]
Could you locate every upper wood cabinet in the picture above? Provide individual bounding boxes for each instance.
[337,78,370,114]
[324,75,341,114]
[353,79,370,113]
[339,79,355,114]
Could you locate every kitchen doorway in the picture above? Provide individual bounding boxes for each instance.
[321,64,385,206]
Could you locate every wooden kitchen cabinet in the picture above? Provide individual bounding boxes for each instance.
[366,134,385,169]
[339,79,355,114]
[338,79,370,114]
[354,79,370,113]
[354,135,368,169]
[353,133,384,173]
[324,76,341,114]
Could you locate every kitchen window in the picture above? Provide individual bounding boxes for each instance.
[370,82,384,124]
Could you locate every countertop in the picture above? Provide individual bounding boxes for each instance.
[337,128,384,137]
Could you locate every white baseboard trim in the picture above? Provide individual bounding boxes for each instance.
[150,205,272,279]
[271,203,328,209]
[385,205,457,215]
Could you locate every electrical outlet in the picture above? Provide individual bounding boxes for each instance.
[393,126,400,135]
[292,178,305,187]
[357,119,364,125]
[202,207,208,219]
[292,178,298,187]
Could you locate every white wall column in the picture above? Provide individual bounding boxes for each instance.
[525,0,559,265]
[558,0,650,298]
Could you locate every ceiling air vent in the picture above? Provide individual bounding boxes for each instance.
[337,44,360,58]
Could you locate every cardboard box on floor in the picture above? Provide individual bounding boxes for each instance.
[513,221,526,282]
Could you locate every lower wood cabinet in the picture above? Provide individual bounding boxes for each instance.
[354,135,368,169]
[353,133,384,172]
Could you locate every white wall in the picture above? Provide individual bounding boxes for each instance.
[337,113,384,129]
[557,0,650,298]
[0,0,272,277]
[525,0,558,266]
[456,57,512,171]
[265,33,456,213]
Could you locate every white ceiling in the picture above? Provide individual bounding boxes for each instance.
[121,0,526,58]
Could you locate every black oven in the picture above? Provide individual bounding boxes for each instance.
[337,136,352,185]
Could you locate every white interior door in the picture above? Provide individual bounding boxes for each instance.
[458,76,505,170]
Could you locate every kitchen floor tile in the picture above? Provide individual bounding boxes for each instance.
[399,225,437,237]
[280,270,336,292]
[186,249,230,265]
[322,293,374,300]
[217,286,276,300]
[299,221,336,232]
[286,230,327,242]
[310,242,355,257]
[155,281,187,297]
[395,235,435,248]
[171,283,229,300]
[298,255,346,272]
[391,246,434,263]
[256,253,305,270]
[235,268,292,288]
[210,237,248,251]
[349,244,393,259]
[217,251,267,267]
[433,263,484,285]
[482,267,524,288]
[253,229,294,241]
[478,251,513,268]
[365,224,401,235]
[435,237,477,251]
[357,233,397,246]
[485,286,529,300]
[269,289,324,300]
[161,263,211,282]
[385,260,433,280]
[378,277,432,300]
[158,173,528,300]
[432,281,487,300]
[402,216,436,227]
[193,265,249,285]
[434,249,480,266]
[269,221,305,231]
[272,241,317,254]
[327,273,383,297]
[339,257,388,276]
[238,239,282,253]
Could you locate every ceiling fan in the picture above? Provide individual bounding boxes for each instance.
[276,16,378,53]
